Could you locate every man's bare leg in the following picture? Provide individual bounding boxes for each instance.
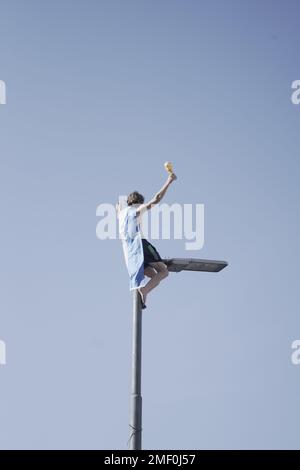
[138,262,169,305]
[144,266,157,279]
[138,266,156,306]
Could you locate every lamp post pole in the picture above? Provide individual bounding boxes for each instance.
[129,289,143,450]
[127,258,228,450]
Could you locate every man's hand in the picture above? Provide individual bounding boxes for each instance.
[167,172,177,183]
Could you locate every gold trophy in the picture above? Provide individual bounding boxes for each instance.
[164,161,174,175]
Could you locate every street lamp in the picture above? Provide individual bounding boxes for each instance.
[128,257,228,450]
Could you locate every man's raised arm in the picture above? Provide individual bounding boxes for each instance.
[136,173,177,215]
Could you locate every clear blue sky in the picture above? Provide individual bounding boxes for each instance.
[0,0,300,450]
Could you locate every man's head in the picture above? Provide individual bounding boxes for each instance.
[127,191,145,206]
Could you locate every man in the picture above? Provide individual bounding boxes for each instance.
[117,172,177,308]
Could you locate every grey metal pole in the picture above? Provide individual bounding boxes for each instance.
[129,289,143,450]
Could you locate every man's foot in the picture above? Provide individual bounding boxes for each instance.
[138,288,147,309]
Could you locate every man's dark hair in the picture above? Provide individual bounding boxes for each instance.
[127,191,145,206]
